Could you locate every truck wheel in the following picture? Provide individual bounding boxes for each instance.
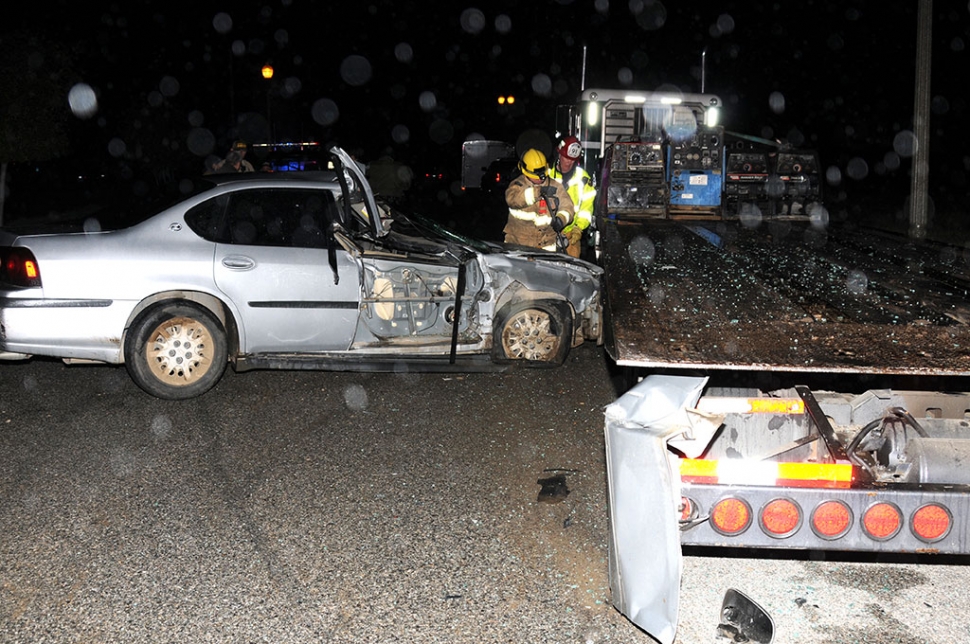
[494,302,572,364]
[125,302,229,400]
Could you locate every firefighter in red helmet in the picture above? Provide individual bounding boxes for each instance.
[548,136,596,258]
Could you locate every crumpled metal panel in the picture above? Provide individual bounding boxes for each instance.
[604,374,707,644]
[600,219,970,375]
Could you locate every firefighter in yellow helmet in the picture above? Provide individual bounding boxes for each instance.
[504,148,574,252]
[548,135,596,258]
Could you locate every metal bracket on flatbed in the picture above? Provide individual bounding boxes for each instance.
[795,385,849,462]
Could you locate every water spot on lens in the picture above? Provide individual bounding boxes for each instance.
[343,384,369,411]
[311,98,339,126]
[68,83,98,118]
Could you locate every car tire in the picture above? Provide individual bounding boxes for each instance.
[125,302,229,400]
[493,301,572,365]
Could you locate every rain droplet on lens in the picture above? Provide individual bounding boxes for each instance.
[343,384,369,411]
[460,8,486,34]
[893,130,917,158]
[768,91,785,114]
[419,91,437,112]
[340,54,372,87]
[846,269,868,295]
[212,12,233,34]
[495,14,512,34]
[394,42,413,63]
[825,165,842,186]
[628,235,656,266]
[846,157,869,181]
[311,98,339,126]
[68,83,98,119]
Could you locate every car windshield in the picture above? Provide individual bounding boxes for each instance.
[387,204,496,254]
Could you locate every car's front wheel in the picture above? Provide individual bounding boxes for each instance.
[493,301,572,365]
[124,302,229,400]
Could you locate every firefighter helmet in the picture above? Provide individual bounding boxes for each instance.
[558,136,582,161]
[518,148,548,181]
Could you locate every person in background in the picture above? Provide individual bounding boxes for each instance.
[548,135,595,258]
[504,148,574,252]
[231,140,255,172]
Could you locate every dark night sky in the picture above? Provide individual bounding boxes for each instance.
[2,1,969,217]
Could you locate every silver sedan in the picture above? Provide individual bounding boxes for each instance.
[0,148,603,399]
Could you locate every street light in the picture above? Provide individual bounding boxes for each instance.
[262,64,274,141]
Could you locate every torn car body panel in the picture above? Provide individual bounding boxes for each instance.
[603,375,708,644]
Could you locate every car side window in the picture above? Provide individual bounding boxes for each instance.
[209,188,341,248]
[184,194,231,242]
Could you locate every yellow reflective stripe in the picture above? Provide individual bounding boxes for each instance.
[509,209,552,226]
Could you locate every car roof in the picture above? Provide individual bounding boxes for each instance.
[204,170,341,187]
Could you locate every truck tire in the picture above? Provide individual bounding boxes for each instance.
[493,301,572,365]
[125,302,229,400]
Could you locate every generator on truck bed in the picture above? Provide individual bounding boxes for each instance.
[562,88,970,643]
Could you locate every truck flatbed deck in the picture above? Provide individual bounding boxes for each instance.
[600,218,970,375]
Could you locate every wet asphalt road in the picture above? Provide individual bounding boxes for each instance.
[3,345,970,644]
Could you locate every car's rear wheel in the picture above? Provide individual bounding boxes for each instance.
[125,302,228,400]
[494,302,572,364]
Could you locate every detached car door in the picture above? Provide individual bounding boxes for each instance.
[199,187,362,353]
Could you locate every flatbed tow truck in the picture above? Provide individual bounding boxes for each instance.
[563,88,970,643]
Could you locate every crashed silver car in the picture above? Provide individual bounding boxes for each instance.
[0,148,602,399]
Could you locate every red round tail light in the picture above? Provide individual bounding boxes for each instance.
[862,502,902,541]
[911,504,951,543]
[811,500,852,540]
[679,496,696,522]
[760,498,801,538]
[710,497,752,536]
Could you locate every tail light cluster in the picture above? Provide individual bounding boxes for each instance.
[685,495,953,544]
[1,248,42,288]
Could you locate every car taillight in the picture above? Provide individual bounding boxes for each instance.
[710,497,752,536]
[862,502,903,541]
[1,248,42,287]
[911,503,951,543]
[760,498,801,538]
[811,500,853,540]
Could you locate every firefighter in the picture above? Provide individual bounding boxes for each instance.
[548,136,596,258]
[504,148,574,252]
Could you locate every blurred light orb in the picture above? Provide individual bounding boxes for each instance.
[846,157,869,180]
[159,75,180,97]
[825,165,842,186]
[495,14,512,34]
[394,42,414,63]
[311,98,339,126]
[618,67,634,85]
[212,12,232,34]
[186,127,216,157]
[739,202,763,229]
[893,130,917,158]
[716,13,736,34]
[808,203,830,230]
[628,235,656,266]
[460,8,486,34]
[343,384,369,411]
[419,91,437,112]
[391,124,410,144]
[846,269,868,295]
[340,55,372,86]
[68,83,98,118]
[769,91,785,114]
[107,137,127,158]
[531,73,553,96]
